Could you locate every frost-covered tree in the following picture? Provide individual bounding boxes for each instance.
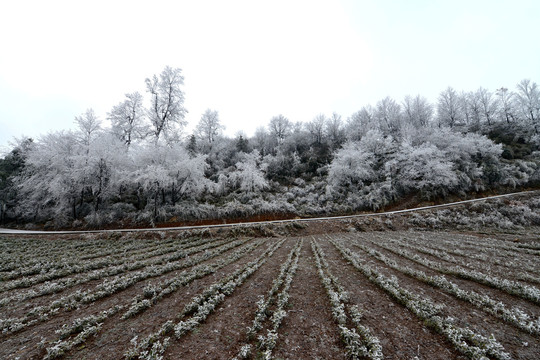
[327,129,397,210]
[462,91,482,129]
[75,109,102,148]
[437,87,462,128]
[236,134,249,153]
[268,114,292,146]
[496,87,515,123]
[175,154,211,200]
[131,146,172,219]
[264,151,303,184]
[428,128,503,190]
[0,137,33,223]
[83,133,126,212]
[252,126,271,156]
[346,106,375,141]
[279,124,312,161]
[328,130,394,191]
[326,112,345,149]
[16,128,130,224]
[515,79,540,132]
[145,66,187,143]
[17,131,82,222]
[131,143,210,218]
[375,97,402,135]
[477,87,498,126]
[327,140,375,191]
[109,92,147,146]
[196,109,223,152]
[387,142,458,199]
[306,114,326,145]
[232,150,268,193]
[402,95,433,128]
[186,134,198,157]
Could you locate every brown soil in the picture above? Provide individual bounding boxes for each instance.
[1,226,539,360]
[270,240,344,360]
[335,233,540,360]
[316,237,467,360]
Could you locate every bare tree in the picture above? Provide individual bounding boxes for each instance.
[145,66,187,143]
[109,92,146,147]
[75,108,102,147]
[326,112,345,149]
[477,87,498,126]
[268,114,292,145]
[402,95,433,128]
[196,109,223,150]
[252,126,271,156]
[306,113,326,145]
[515,79,540,132]
[437,87,462,128]
[496,87,515,123]
[463,91,482,129]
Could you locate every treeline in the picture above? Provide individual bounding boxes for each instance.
[0,67,539,228]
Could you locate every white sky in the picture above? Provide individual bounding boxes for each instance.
[1,0,539,150]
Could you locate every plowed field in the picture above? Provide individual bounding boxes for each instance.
[1,229,539,359]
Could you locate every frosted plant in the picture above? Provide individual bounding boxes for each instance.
[311,239,383,360]
[330,237,510,360]
[129,239,287,358]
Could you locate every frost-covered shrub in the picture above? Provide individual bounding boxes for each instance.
[84,212,105,228]
[107,202,137,222]
[387,142,458,199]
[499,204,540,226]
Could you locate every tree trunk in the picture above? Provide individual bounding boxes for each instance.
[94,195,101,212]
[154,190,159,220]
[171,181,177,205]
[72,197,77,219]
[0,202,5,224]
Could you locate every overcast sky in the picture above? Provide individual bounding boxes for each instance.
[1,0,539,150]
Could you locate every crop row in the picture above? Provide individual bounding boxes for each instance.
[121,237,267,319]
[0,236,254,335]
[311,238,382,360]
[423,231,540,255]
[381,232,539,282]
[345,234,540,335]
[366,234,540,305]
[330,237,511,360]
[233,238,303,359]
[40,238,267,359]
[125,238,286,360]
[0,236,185,281]
[0,235,166,272]
[0,235,231,293]
[43,305,125,360]
[409,231,538,265]
[0,236,244,308]
[396,232,540,277]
